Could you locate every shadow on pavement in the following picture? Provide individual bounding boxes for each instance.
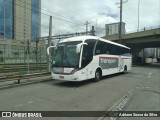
[52,72,124,88]
[133,63,160,69]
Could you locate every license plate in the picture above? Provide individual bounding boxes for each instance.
[59,76,64,79]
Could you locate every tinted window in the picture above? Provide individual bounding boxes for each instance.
[95,41,118,55]
[95,40,106,55]
[106,43,118,55]
[119,47,132,56]
[95,40,131,56]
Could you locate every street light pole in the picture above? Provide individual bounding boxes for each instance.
[47,16,52,72]
[36,34,39,67]
[116,0,128,44]
[137,0,140,31]
[119,0,123,44]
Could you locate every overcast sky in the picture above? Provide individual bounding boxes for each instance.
[41,0,160,37]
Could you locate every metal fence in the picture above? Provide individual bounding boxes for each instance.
[0,44,47,77]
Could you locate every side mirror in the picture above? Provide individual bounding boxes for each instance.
[76,44,81,53]
[47,46,56,55]
[76,43,88,53]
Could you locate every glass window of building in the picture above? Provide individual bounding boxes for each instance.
[31,0,40,41]
[0,0,14,39]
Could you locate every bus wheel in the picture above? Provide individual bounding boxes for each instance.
[123,66,127,74]
[94,69,102,82]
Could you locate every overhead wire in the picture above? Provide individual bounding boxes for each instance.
[18,0,84,25]
[14,0,85,25]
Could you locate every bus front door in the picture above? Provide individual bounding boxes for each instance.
[85,68,88,79]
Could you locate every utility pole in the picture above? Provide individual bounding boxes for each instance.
[137,0,140,31]
[119,0,123,44]
[91,26,95,36]
[86,21,90,35]
[116,0,128,44]
[96,19,98,36]
[47,16,52,72]
[27,39,30,74]
[4,0,6,64]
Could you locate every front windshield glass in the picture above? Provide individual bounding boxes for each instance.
[52,41,81,68]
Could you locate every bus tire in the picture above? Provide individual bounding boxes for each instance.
[94,69,102,82]
[123,65,127,74]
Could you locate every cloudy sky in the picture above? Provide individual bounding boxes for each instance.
[41,0,160,37]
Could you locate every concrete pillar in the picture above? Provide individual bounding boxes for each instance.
[130,46,142,64]
[141,48,145,64]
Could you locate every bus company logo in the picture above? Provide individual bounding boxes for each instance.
[2,112,11,117]
[100,58,116,64]
[99,57,118,69]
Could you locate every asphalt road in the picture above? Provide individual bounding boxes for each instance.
[0,64,159,120]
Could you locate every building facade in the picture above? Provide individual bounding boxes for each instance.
[105,22,126,36]
[0,0,46,63]
[0,0,14,39]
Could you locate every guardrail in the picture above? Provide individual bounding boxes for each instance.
[0,66,47,73]
[126,26,160,34]
[0,72,51,84]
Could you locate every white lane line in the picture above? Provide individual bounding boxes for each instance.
[148,72,152,76]
[145,87,150,89]
[14,104,23,108]
[147,72,152,79]
[28,101,34,104]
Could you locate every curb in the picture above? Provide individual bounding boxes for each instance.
[0,77,52,90]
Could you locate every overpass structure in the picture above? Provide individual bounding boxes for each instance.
[102,27,160,63]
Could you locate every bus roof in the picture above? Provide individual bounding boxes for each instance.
[60,36,130,49]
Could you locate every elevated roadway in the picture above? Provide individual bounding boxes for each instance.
[102,27,160,64]
[102,27,160,48]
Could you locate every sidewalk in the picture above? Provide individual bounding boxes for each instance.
[0,75,52,90]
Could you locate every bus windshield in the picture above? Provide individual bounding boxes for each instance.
[52,41,81,68]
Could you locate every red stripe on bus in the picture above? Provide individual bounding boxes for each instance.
[121,58,131,60]
[99,56,131,60]
[99,56,119,59]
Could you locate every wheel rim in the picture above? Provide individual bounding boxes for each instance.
[124,66,127,73]
[96,71,100,80]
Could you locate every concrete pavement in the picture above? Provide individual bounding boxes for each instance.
[0,64,159,120]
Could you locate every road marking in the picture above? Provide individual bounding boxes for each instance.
[148,72,152,79]
[145,87,150,89]
[148,72,152,76]
[28,101,34,104]
[14,104,23,108]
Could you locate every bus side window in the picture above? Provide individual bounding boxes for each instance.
[96,50,101,54]
[95,40,106,55]
[106,50,110,54]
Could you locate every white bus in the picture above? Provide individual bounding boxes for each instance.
[48,36,132,82]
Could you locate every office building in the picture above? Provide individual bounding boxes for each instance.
[0,0,46,63]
